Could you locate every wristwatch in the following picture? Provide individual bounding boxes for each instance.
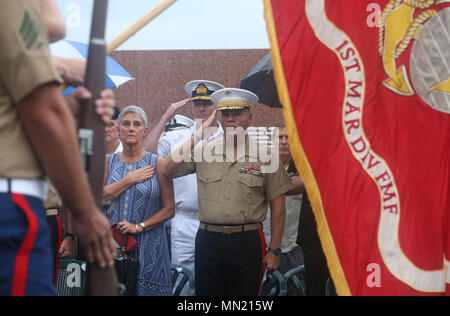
[268,247,282,256]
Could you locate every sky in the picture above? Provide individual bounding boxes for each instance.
[56,0,271,50]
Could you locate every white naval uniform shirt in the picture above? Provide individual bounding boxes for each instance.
[114,141,123,154]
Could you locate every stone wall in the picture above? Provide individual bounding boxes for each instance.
[110,49,285,130]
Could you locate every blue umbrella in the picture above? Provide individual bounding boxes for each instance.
[50,40,134,95]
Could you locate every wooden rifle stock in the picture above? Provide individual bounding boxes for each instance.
[78,0,119,296]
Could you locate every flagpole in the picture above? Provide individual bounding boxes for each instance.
[106,0,178,54]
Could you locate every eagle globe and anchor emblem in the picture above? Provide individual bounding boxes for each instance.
[379,0,450,113]
[376,0,449,292]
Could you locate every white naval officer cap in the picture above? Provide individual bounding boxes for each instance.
[211,88,259,111]
[185,80,225,101]
[165,114,195,132]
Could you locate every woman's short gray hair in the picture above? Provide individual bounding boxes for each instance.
[117,105,148,128]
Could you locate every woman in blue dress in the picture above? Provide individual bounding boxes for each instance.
[103,106,175,296]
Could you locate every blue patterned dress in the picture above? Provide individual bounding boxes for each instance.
[105,152,171,296]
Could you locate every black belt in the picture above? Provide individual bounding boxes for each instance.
[199,222,263,235]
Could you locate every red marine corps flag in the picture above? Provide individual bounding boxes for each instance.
[264,0,450,295]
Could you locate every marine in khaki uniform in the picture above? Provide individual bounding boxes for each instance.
[0,0,115,296]
[158,80,224,296]
[162,88,295,296]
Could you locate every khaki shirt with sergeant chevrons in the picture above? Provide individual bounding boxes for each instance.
[180,136,295,225]
[0,0,62,179]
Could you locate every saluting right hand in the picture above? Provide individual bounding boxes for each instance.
[166,98,191,119]
[194,109,217,140]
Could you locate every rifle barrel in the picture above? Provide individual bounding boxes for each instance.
[79,0,119,297]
